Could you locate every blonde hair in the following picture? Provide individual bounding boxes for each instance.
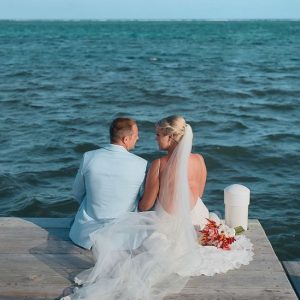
[156,115,186,142]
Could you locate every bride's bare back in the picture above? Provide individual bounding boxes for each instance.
[139,115,207,212]
[139,153,207,211]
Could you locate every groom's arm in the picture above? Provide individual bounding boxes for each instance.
[72,156,86,203]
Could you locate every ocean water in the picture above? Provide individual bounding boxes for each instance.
[0,20,299,260]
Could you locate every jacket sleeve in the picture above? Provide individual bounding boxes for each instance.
[72,155,86,203]
[138,160,150,198]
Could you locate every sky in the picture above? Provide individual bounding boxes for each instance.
[0,0,300,20]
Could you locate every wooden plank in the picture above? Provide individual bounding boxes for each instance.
[282,261,300,298]
[0,254,93,274]
[0,218,297,300]
[0,217,72,228]
[185,271,293,289]
[164,288,298,300]
[0,285,72,299]
[0,227,70,240]
[0,239,90,254]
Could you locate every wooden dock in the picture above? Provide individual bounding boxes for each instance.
[0,218,297,299]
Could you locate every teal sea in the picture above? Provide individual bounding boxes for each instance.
[0,21,299,260]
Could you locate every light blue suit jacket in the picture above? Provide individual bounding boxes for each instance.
[69,144,148,249]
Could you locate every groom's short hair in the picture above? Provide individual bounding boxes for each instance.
[110,117,136,143]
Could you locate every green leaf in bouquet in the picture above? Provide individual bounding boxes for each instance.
[234,226,245,235]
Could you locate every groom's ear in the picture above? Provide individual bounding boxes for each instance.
[122,135,131,148]
[123,135,130,143]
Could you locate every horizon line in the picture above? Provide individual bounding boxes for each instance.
[1,18,300,22]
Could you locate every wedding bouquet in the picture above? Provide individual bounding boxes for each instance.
[198,214,237,250]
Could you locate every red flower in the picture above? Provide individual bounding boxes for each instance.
[199,218,236,250]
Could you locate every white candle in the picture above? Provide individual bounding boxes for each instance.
[224,184,250,230]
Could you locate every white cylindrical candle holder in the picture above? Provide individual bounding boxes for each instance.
[224,184,250,230]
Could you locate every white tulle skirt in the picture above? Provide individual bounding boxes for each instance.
[63,199,253,300]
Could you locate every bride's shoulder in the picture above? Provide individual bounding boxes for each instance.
[190,153,206,167]
[150,156,166,167]
[148,156,167,174]
[148,158,162,172]
[190,153,204,161]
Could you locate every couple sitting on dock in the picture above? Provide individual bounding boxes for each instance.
[65,116,253,300]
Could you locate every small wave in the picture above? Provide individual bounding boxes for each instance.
[194,89,252,99]
[71,75,91,80]
[73,142,99,154]
[238,77,257,85]
[261,102,298,111]
[217,121,248,132]
[264,133,300,142]
[24,103,48,109]
[149,57,159,62]
[116,66,132,72]
[11,198,78,217]
[14,87,32,92]
[251,88,300,97]
[256,153,300,166]
[13,84,56,93]
[0,98,21,104]
[189,120,216,128]
[204,144,253,158]
[72,102,89,108]
[15,172,46,185]
[277,66,300,72]
[229,175,263,183]
[37,84,56,91]
[136,120,155,130]
[139,88,189,104]
[229,91,252,99]
[222,111,280,122]
[57,117,87,126]
[0,174,22,197]
[8,71,32,77]
[16,166,78,181]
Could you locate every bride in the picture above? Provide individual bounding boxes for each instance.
[63,115,253,300]
[138,115,209,227]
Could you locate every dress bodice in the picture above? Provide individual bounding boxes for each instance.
[155,198,209,229]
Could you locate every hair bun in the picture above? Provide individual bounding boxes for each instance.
[156,115,186,142]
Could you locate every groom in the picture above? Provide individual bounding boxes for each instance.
[69,117,148,249]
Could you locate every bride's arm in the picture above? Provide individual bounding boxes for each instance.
[138,159,160,211]
[197,154,207,198]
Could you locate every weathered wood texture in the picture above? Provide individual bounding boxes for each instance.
[282,261,300,298]
[0,218,297,300]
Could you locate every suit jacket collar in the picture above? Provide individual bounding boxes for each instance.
[104,144,128,153]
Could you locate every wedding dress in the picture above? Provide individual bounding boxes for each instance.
[63,125,253,300]
[190,198,209,228]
